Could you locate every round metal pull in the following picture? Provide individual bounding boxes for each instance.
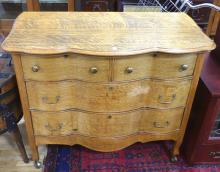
[126,67,133,74]
[90,67,98,74]
[179,64,188,71]
[32,65,40,72]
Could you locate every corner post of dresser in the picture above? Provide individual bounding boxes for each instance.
[172,53,206,156]
[11,54,39,162]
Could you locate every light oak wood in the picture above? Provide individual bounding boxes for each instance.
[26,79,191,112]
[21,53,197,82]
[2,12,215,163]
[31,108,183,137]
[113,53,197,81]
[35,132,180,152]
[12,55,39,162]
[1,12,215,55]
[22,54,110,82]
[32,111,75,136]
[172,53,206,156]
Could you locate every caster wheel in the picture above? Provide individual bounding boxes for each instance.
[170,156,178,162]
[34,160,42,169]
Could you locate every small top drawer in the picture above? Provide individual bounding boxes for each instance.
[114,53,197,81]
[21,54,110,82]
[21,53,197,82]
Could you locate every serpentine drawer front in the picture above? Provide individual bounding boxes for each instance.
[32,108,184,138]
[21,53,197,81]
[1,12,215,164]
[26,79,191,112]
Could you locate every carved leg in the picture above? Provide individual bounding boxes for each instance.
[9,125,29,163]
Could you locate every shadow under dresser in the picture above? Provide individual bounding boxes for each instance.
[1,12,215,167]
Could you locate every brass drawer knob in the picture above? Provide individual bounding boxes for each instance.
[32,65,40,72]
[179,64,188,71]
[126,67,133,74]
[90,67,98,74]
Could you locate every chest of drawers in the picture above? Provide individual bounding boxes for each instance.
[1,12,215,167]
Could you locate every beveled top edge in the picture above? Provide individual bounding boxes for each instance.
[2,46,216,56]
[2,12,216,56]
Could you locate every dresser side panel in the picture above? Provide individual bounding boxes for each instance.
[12,54,39,161]
[172,53,206,155]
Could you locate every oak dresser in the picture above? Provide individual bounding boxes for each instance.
[1,12,215,167]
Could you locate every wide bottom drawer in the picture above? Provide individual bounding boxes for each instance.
[31,108,184,137]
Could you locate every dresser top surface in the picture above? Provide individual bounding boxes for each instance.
[2,12,215,56]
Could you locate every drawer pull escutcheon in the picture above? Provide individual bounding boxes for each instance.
[153,121,170,128]
[158,94,176,104]
[179,64,188,71]
[45,123,63,132]
[126,67,133,74]
[42,96,60,104]
[32,65,40,72]
[209,151,220,159]
[90,67,98,74]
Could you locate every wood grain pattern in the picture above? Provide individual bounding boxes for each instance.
[12,54,39,162]
[172,54,206,156]
[21,53,197,82]
[32,111,75,136]
[22,54,110,82]
[26,79,191,112]
[4,12,215,162]
[1,12,215,55]
[31,108,183,137]
[113,53,197,81]
[35,132,179,152]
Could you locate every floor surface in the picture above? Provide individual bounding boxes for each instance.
[0,118,46,172]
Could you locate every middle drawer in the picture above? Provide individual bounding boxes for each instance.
[26,79,191,112]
